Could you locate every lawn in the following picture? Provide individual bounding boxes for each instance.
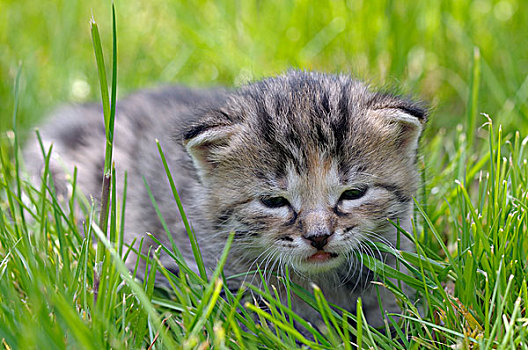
[1,0,528,348]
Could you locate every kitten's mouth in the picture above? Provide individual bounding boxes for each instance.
[307,251,338,263]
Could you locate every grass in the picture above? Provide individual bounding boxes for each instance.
[1,0,528,348]
[2,1,528,134]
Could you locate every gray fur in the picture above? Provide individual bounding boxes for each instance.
[25,71,427,328]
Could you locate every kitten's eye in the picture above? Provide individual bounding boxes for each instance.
[261,196,290,208]
[340,187,368,201]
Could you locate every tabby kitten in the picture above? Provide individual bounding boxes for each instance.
[25,71,427,328]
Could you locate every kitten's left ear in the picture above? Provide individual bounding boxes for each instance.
[383,106,427,154]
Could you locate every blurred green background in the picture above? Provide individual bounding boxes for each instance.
[1,0,527,136]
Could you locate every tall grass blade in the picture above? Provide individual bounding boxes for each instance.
[156,140,207,280]
[467,47,481,150]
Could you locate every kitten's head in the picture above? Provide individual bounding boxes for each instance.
[183,71,427,278]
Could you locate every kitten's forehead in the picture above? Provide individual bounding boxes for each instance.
[192,71,426,192]
[226,72,425,179]
[232,74,378,177]
[284,155,342,206]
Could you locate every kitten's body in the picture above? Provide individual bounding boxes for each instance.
[25,71,426,328]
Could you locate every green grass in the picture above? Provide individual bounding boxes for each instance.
[2,0,528,348]
[2,1,528,134]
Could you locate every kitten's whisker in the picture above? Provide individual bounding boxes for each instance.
[290,255,309,281]
[242,245,275,286]
[336,244,352,286]
[266,256,281,284]
[363,239,378,285]
[363,229,396,251]
[258,249,278,286]
[349,239,364,292]
[356,241,370,291]
[339,243,358,287]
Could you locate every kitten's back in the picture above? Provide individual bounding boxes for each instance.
[24,86,226,200]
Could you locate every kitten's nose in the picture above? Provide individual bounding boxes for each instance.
[300,209,335,250]
[303,232,333,250]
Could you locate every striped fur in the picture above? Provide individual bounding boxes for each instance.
[25,71,427,328]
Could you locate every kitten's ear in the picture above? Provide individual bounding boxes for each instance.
[183,120,238,177]
[382,107,427,154]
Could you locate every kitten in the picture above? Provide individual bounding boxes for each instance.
[25,71,427,328]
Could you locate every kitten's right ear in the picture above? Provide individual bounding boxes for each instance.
[183,120,238,177]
